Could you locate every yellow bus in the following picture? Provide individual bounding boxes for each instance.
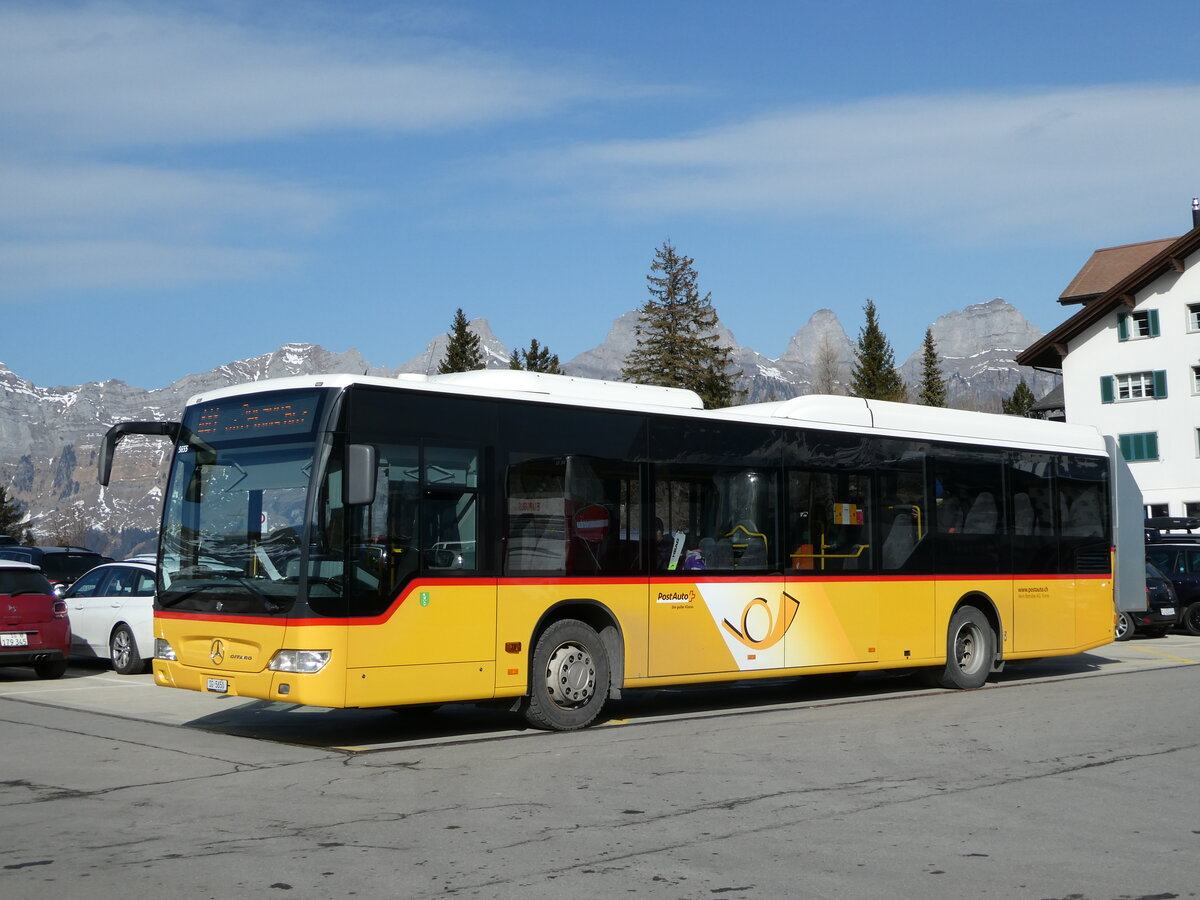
[99,370,1140,730]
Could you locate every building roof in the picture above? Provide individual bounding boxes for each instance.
[1058,238,1178,304]
[1017,225,1200,370]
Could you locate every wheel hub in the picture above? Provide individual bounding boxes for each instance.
[545,642,596,708]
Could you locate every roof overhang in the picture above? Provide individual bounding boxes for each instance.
[1018,226,1200,370]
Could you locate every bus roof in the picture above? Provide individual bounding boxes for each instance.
[185,372,1107,455]
[719,394,1107,454]
[186,370,704,412]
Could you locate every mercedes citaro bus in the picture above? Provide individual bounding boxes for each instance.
[99,370,1142,730]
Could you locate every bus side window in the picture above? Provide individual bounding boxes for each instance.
[422,444,479,570]
[877,463,927,572]
[655,467,777,573]
[787,470,871,575]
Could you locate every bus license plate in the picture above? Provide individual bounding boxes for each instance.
[206,677,229,693]
[2,633,29,647]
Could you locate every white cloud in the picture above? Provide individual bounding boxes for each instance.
[0,4,604,148]
[521,84,1200,243]
[0,3,633,298]
[0,240,296,295]
[0,162,339,238]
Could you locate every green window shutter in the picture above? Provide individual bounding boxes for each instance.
[1148,309,1161,337]
[1100,375,1115,403]
[1117,313,1129,341]
[1120,432,1160,461]
[1153,369,1168,398]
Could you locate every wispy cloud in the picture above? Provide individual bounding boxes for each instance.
[518,84,1200,244]
[0,5,601,148]
[0,240,296,294]
[0,162,338,238]
[0,3,630,298]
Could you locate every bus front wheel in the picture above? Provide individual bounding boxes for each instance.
[923,606,995,690]
[525,619,610,731]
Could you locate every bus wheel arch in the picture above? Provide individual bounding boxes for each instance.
[524,602,621,731]
[921,596,999,690]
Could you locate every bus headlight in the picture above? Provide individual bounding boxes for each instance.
[268,649,331,673]
[155,639,177,661]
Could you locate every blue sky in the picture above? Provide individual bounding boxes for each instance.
[5,0,1200,390]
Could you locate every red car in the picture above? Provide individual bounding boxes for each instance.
[1,560,70,679]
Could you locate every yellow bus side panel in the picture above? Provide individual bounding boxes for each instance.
[652,579,887,677]
[494,581,649,693]
[348,583,496,668]
[1012,578,1075,653]
[345,661,497,707]
[339,582,497,706]
[872,579,934,664]
[1076,576,1115,650]
[782,579,882,668]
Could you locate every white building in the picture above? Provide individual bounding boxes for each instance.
[1018,204,1200,519]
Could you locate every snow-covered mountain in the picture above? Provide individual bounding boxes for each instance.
[0,302,1056,554]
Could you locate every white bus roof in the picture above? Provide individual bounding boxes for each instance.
[186,371,1106,455]
[720,394,1106,454]
[187,370,704,412]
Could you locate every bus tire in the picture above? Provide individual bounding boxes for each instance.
[525,619,610,731]
[925,606,995,690]
[110,623,144,675]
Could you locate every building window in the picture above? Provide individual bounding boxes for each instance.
[1186,501,1200,518]
[1193,366,1200,395]
[1189,303,1200,332]
[1101,370,1167,402]
[1119,432,1159,462]
[1146,502,1169,518]
[1117,309,1160,341]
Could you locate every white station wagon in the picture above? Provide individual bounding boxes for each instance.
[62,560,155,674]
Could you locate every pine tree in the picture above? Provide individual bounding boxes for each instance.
[0,486,33,545]
[437,308,485,374]
[849,299,907,402]
[917,327,948,407]
[621,240,743,409]
[508,338,563,374]
[1002,379,1040,417]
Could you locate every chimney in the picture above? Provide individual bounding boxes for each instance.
[1193,197,1200,229]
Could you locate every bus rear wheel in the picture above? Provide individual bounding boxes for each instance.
[525,619,610,731]
[923,606,995,690]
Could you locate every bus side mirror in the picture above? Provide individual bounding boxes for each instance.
[345,444,377,506]
[99,421,182,486]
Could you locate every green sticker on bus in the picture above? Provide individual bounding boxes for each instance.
[420,592,430,607]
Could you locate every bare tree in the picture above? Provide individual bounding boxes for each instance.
[46,504,94,548]
[813,334,843,395]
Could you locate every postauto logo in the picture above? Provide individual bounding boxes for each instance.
[721,591,801,650]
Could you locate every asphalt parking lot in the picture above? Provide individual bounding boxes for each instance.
[3,632,1198,750]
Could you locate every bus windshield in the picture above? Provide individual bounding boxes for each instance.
[157,389,327,614]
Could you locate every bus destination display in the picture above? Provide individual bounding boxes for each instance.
[191,391,321,438]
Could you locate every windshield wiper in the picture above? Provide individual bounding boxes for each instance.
[159,578,285,614]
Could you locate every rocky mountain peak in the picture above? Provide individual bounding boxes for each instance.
[1,299,1058,555]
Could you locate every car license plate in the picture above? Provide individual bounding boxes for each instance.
[206,677,229,693]
[1161,607,1176,617]
[1,633,29,647]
